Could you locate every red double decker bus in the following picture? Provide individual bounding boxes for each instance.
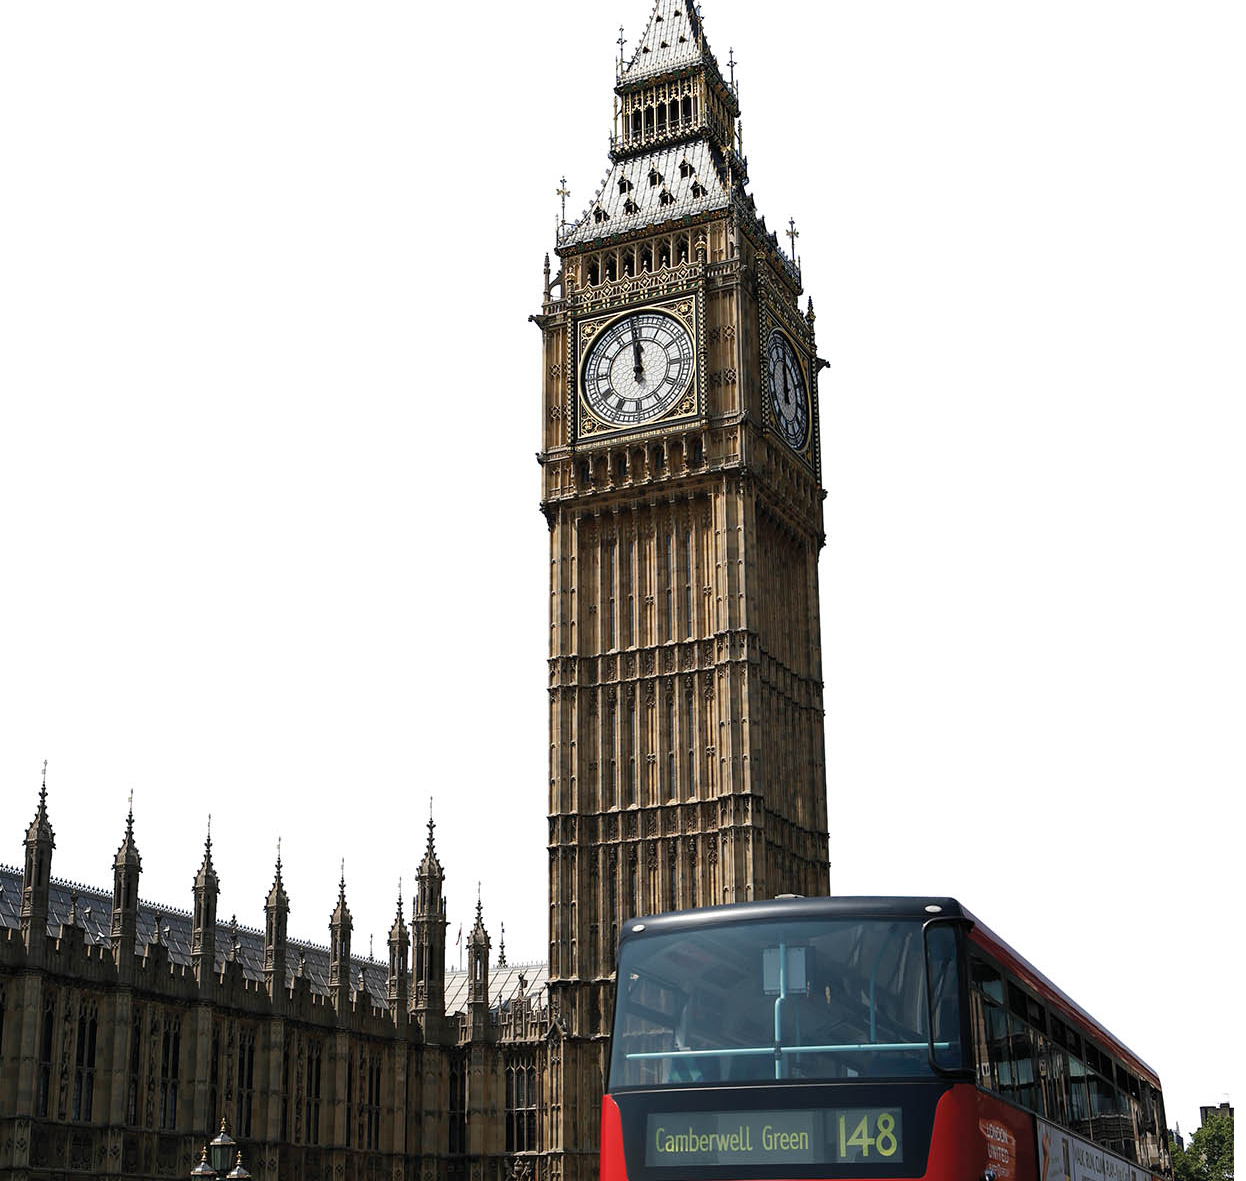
[602,897,1170,1181]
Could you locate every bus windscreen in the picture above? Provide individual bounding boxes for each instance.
[609,918,962,1090]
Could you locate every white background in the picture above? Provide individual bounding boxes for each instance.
[1,0,1241,1139]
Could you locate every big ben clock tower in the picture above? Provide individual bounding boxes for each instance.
[535,3,829,1178]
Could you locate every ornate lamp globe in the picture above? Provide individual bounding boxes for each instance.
[191,1147,215,1178]
[209,1119,235,1175]
[226,1151,252,1180]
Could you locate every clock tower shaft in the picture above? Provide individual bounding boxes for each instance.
[534,5,829,1179]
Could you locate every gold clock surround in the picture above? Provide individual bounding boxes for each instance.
[572,291,704,442]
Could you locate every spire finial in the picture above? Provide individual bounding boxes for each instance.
[206,812,212,851]
[617,24,627,71]
[787,216,800,261]
[126,789,134,836]
[40,759,48,805]
[276,835,282,870]
[556,176,571,236]
[728,47,736,89]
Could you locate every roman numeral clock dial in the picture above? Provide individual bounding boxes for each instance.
[582,310,694,427]
[768,329,810,450]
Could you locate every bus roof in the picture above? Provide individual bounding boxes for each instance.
[618,896,1161,1086]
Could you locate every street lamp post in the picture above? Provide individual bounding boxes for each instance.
[190,1116,251,1180]
[209,1118,235,1176]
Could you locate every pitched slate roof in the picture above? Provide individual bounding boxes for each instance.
[562,139,730,248]
[0,864,546,1016]
[620,0,714,85]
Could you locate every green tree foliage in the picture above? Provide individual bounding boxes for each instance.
[1171,1115,1234,1181]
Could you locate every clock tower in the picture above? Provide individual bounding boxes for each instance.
[535,3,830,1178]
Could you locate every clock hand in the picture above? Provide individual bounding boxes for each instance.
[631,321,644,382]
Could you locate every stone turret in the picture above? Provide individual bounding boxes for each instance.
[21,761,55,953]
[387,882,409,1020]
[466,889,491,1042]
[328,865,352,1011]
[411,804,447,1025]
[191,820,219,983]
[264,844,289,1000]
[111,796,142,971]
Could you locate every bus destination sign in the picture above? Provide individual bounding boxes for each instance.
[644,1109,904,1167]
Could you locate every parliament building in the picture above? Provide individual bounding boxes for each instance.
[0,2,831,1178]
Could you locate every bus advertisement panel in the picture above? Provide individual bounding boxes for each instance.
[1038,1119,1150,1181]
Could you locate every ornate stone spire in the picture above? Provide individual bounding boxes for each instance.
[192,817,219,981]
[467,884,492,1040]
[329,862,353,1008]
[21,760,56,947]
[115,791,142,870]
[497,921,508,969]
[26,759,55,846]
[419,798,442,878]
[387,879,409,1013]
[412,803,448,1023]
[111,792,142,960]
[264,840,289,995]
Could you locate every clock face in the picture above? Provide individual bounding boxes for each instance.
[767,329,809,450]
[582,310,695,427]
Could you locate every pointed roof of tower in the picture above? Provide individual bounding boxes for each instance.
[620,0,720,87]
[195,817,218,890]
[26,760,55,846]
[114,792,142,870]
[561,0,750,250]
[265,840,287,909]
[388,880,407,942]
[419,800,443,878]
[564,141,732,247]
[469,884,489,946]
[331,862,351,928]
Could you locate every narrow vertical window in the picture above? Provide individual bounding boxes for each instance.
[37,992,56,1118]
[236,1029,255,1138]
[208,1025,220,1135]
[622,535,634,647]
[160,1016,181,1129]
[604,538,616,650]
[605,701,617,807]
[684,530,694,635]
[281,1045,290,1141]
[662,532,673,640]
[306,1040,322,1145]
[666,694,676,800]
[684,693,695,797]
[626,698,637,806]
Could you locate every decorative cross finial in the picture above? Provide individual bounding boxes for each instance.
[276,835,282,868]
[125,789,135,838]
[728,47,736,89]
[206,812,212,848]
[617,25,627,70]
[787,217,800,260]
[556,176,570,233]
